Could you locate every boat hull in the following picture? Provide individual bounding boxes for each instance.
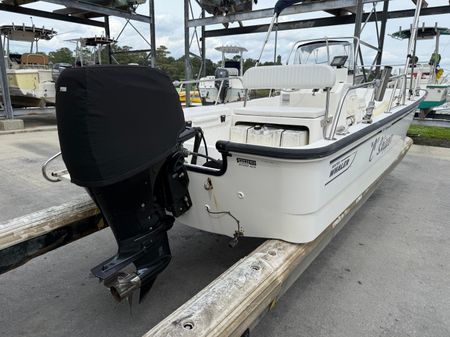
[6,69,55,107]
[177,105,416,243]
[419,84,448,110]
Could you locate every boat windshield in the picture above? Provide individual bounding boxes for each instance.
[294,40,354,69]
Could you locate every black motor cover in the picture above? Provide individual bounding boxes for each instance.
[55,65,191,301]
[56,65,185,187]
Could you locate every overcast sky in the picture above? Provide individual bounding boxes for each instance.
[2,0,450,69]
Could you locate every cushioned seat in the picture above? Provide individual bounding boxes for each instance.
[243,64,336,90]
[234,106,325,118]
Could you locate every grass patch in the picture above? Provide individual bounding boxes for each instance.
[407,125,450,140]
[407,124,450,148]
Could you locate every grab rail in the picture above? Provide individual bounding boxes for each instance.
[326,81,374,140]
[42,152,67,182]
[326,73,408,140]
[387,74,407,112]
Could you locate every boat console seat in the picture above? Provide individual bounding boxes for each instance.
[243,64,336,90]
[21,53,48,66]
[233,106,324,118]
[236,64,335,120]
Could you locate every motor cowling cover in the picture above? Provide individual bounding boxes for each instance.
[56,65,185,187]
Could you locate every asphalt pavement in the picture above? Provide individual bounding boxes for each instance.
[0,128,449,337]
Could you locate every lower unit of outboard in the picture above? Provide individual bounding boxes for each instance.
[55,65,193,302]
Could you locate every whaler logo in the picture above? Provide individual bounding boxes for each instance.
[369,134,393,162]
[326,151,356,185]
[237,158,256,168]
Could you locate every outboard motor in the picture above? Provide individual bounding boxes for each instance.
[214,67,230,103]
[55,65,192,302]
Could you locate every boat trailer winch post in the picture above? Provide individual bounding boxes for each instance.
[145,137,414,337]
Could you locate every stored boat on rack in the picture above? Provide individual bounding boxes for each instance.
[391,25,450,117]
[0,24,56,107]
[43,1,425,303]
[198,45,247,104]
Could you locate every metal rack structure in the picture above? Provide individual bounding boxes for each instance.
[183,0,450,106]
[0,0,156,120]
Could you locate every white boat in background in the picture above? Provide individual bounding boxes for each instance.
[391,25,450,117]
[67,36,116,66]
[198,45,247,104]
[43,0,425,302]
[0,24,56,108]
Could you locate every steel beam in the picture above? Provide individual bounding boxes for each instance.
[354,0,366,81]
[0,3,105,27]
[43,0,151,23]
[375,0,390,75]
[201,9,206,77]
[0,33,14,119]
[149,0,156,67]
[104,16,112,64]
[204,5,450,38]
[184,0,191,107]
[188,0,379,27]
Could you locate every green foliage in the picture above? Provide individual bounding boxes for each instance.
[407,124,450,140]
[48,47,74,64]
[47,45,282,82]
[101,44,149,65]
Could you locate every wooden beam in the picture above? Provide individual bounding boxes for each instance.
[144,138,413,337]
[0,195,102,274]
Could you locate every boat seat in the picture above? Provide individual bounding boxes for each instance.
[234,106,325,118]
[21,53,48,66]
[243,64,336,90]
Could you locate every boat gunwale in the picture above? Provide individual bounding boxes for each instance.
[215,98,422,161]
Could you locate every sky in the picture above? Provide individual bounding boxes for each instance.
[1,0,450,70]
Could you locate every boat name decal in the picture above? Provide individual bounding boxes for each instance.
[369,134,393,162]
[236,158,256,168]
[326,151,357,185]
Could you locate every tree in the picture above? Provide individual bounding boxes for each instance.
[48,47,74,64]
[100,44,149,65]
[276,55,282,65]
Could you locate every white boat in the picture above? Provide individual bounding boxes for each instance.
[0,25,56,108]
[67,36,116,66]
[391,25,450,117]
[178,39,423,244]
[43,3,425,302]
[198,45,247,104]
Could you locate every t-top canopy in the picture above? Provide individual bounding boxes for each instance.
[391,26,450,40]
[0,24,56,42]
[67,36,117,46]
[215,46,248,54]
